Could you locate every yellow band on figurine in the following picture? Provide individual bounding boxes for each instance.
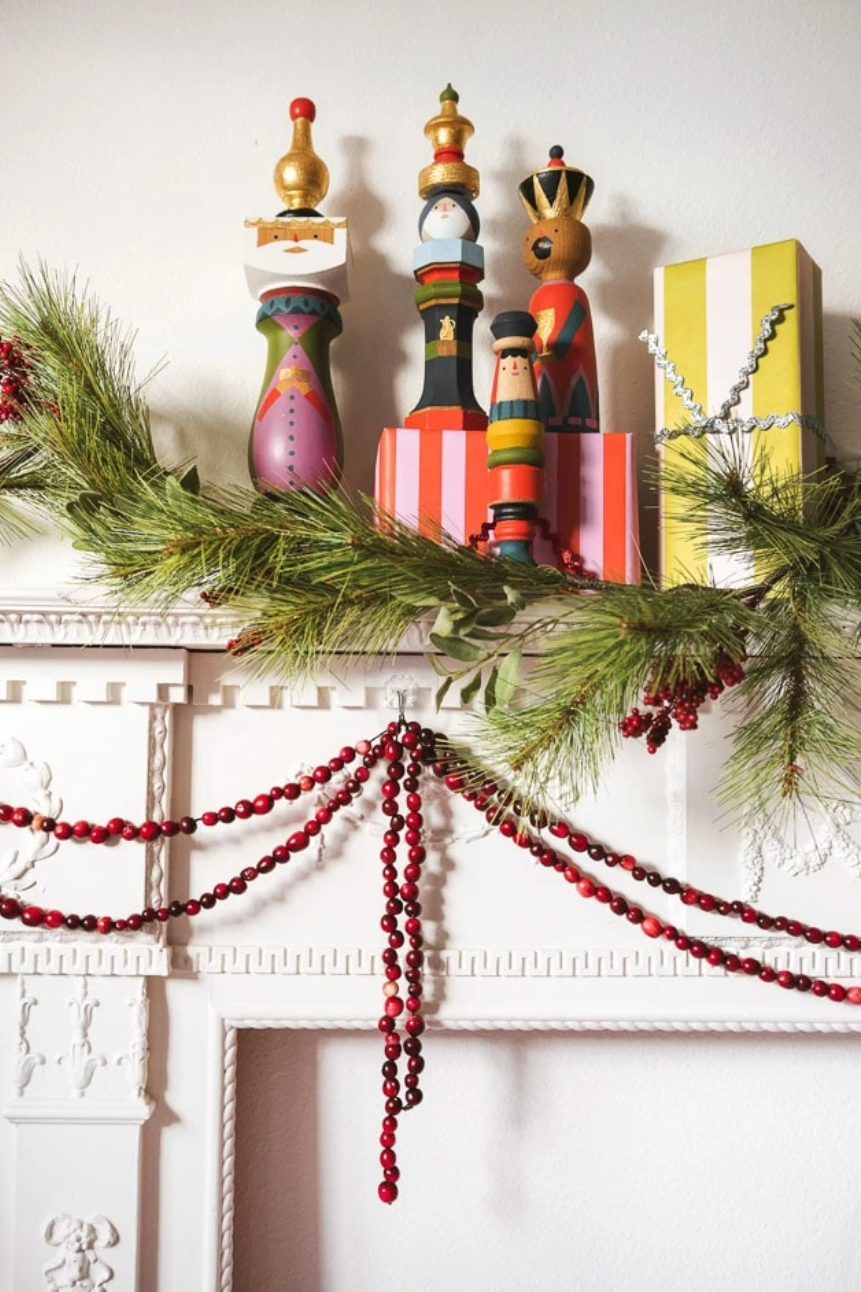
[486,419,545,452]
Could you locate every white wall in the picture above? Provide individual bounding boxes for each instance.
[2,3,861,1290]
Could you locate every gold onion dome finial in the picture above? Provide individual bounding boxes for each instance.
[419,84,479,200]
[518,145,594,223]
[273,97,329,213]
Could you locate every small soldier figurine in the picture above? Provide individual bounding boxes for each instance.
[519,146,598,433]
[486,310,545,563]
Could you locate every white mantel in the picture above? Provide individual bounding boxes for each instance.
[0,588,859,1291]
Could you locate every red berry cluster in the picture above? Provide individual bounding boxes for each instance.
[620,653,746,753]
[0,335,30,423]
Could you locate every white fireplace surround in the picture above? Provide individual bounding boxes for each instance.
[0,581,858,1290]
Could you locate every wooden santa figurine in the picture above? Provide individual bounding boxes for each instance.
[243,98,350,494]
[519,146,598,433]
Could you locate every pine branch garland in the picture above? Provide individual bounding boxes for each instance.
[0,263,859,828]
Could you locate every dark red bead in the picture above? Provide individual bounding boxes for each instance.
[228,877,247,896]
[681,888,698,906]
[169,900,184,917]
[627,907,644,925]
[218,806,236,824]
[240,866,258,883]
[200,892,216,909]
[161,820,179,837]
[64,913,81,930]
[127,914,143,932]
[288,831,309,853]
[214,883,230,900]
[759,966,776,982]
[72,820,90,839]
[724,954,741,972]
[269,786,284,800]
[405,1015,424,1035]
[53,821,73,840]
[257,856,275,874]
[378,1181,398,1204]
[139,821,160,842]
[44,909,64,929]
[0,803,11,822]
[21,904,45,926]
[569,833,588,853]
[777,971,796,990]
[829,984,847,1002]
[698,894,716,912]
[405,1088,423,1106]
[595,886,612,904]
[179,816,197,835]
[184,899,201,917]
[11,806,31,828]
[811,980,828,997]
[796,974,812,992]
[89,825,108,845]
[844,935,861,952]
[707,947,724,966]
[786,920,804,938]
[81,915,98,932]
[283,783,301,800]
[378,1016,395,1034]
[825,931,842,948]
[741,957,761,975]
[631,866,646,882]
[689,940,708,959]
[804,927,823,944]
[610,895,628,916]
[233,799,252,820]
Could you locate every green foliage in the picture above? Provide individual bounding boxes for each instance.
[0,264,860,829]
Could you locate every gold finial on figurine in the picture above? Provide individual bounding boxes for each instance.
[273,97,330,213]
[518,146,594,223]
[419,84,480,199]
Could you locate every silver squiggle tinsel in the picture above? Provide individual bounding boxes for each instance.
[639,302,826,445]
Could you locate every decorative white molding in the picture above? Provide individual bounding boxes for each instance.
[382,672,419,711]
[145,704,169,911]
[13,974,45,1095]
[42,1213,118,1290]
[113,979,151,1106]
[219,1025,238,1292]
[55,978,106,1097]
[174,942,861,979]
[4,1098,152,1125]
[740,800,861,901]
[0,736,61,894]
[0,940,169,976]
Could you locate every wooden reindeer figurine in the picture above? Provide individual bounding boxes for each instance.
[486,310,545,563]
[243,98,350,494]
[519,146,598,433]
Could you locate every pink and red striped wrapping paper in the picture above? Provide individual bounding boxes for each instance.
[375,427,640,584]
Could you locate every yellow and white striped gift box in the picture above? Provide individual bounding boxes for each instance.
[653,238,825,588]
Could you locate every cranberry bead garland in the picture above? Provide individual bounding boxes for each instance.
[0,747,360,846]
[376,723,429,1205]
[620,654,746,753]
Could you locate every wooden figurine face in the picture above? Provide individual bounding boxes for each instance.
[495,350,537,402]
[522,216,591,282]
[419,191,479,242]
[243,216,350,299]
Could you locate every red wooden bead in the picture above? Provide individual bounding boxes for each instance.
[0,897,21,920]
[811,979,828,997]
[106,817,125,836]
[641,916,662,938]
[257,856,275,874]
[576,878,595,899]
[741,907,757,924]
[184,899,201,917]
[214,883,229,900]
[843,935,861,952]
[122,823,139,841]
[114,919,128,932]
[159,820,178,837]
[340,746,356,763]
[305,819,321,837]
[378,1181,398,1204]
[786,920,804,938]
[179,816,197,835]
[81,915,99,931]
[777,971,796,990]
[53,821,73,840]
[218,806,236,824]
[627,908,645,925]
[847,988,861,1005]
[72,820,90,839]
[299,776,315,791]
[89,826,108,844]
[139,821,160,842]
[233,799,251,820]
[707,947,724,966]
[804,927,824,944]
[619,854,637,871]
[11,807,32,828]
[796,974,812,993]
[405,1016,424,1035]
[127,913,143,930]
[681,888,699,906]
[283,783,301,800]
[569,833,588,853]
[21,905,45,926]
[698,894,716,912]
[724,954,741,972]
[64,913,81,929]
[384,998,403,1017]
[610,896,628,916]
[241,866,258,883]
[825,931,842,948]
[595,886,612,904]
[0,803,11,822]
[829,984,847,1002]
[689,941,708,959]
[228,877,247,895]
[313,766,331,784]
[405,813,422,830]
[201,811,218,827]
[44,909,64,929]
[759,966,776,983]
[741,957,761,976]
[288,831,309,853]
[96,916,113,934]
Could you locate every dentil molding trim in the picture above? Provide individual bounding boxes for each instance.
[174,941,861,979]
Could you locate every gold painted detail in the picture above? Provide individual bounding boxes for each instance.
[419,85,480,199]
[534,308,556,356]
[245,217,345,248]
[439,315,456,341]
[274,109,329,212]
[276,364,312,395]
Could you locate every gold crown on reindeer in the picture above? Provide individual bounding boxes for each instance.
[518,146,594,223]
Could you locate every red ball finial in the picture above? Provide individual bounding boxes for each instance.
[290,97,316,123]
